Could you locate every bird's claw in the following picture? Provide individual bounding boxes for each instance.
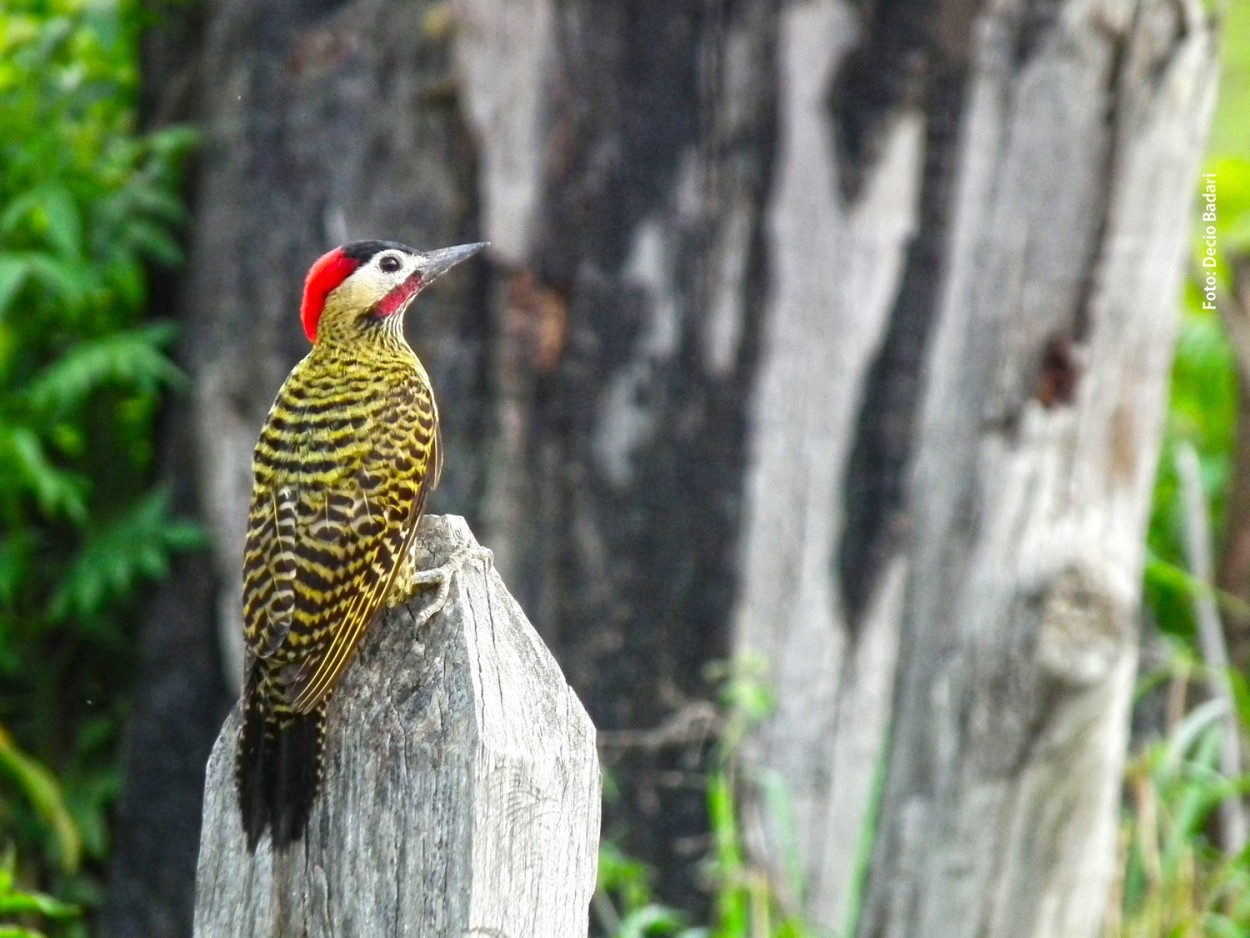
[406,544,493,629]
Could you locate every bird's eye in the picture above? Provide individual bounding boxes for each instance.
[378,254,402,273]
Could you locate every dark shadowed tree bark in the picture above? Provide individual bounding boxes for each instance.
[103,0,1217,936]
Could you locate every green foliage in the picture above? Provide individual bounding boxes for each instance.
[1145,159,1250,641]
[1128,18,1250,933]
[595,660,817,938]
[1208,1,1250,160]
[1110,655,1250,937]
[595,841,704,938]
[0,845,79,938]
[0,0,198,927]
[1145,318,1237,641]
[702,660,811,938]
[0,728,78,880]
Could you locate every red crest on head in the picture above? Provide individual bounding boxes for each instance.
[300,247,362,342]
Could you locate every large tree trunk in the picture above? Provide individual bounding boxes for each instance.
[454,0,778,902]
[105,0,1217,935]
[732,1,1218,936]
[855,2,1217,935]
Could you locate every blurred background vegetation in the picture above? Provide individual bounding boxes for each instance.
[0,1,1247,936]
[0,1,200,934]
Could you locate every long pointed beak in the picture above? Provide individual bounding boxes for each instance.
[417,242,488,285]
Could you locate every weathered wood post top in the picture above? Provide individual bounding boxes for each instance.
[194,515,601,937]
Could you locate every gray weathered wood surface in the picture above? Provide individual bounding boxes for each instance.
[193,515,600,938]
[733,2,1219,935]
[858,3,1218,937]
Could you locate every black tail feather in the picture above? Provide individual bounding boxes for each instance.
[236,666,326,852]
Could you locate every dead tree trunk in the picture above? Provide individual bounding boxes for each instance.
[850,3,1217,937]
[733,0,1216,932]
[730,0,1220,930]
[193,516,600,937]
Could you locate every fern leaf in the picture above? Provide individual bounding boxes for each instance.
[24,324,184,416]
[49,487,204,622]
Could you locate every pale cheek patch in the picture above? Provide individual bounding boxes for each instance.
[333,267,392,313]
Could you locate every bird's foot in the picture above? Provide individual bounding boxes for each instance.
[389,544,494,630]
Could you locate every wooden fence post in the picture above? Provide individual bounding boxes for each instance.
[193,515,601,937]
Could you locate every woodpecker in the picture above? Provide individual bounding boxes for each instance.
[236,238,485,852]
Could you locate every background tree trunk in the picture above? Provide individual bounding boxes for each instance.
[104,0,1217,935]
[854,3,1218,935]
[733,1,1218,935]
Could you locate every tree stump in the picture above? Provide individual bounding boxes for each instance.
[193,515,600,938]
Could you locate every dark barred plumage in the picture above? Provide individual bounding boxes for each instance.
[235,239,483,852]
